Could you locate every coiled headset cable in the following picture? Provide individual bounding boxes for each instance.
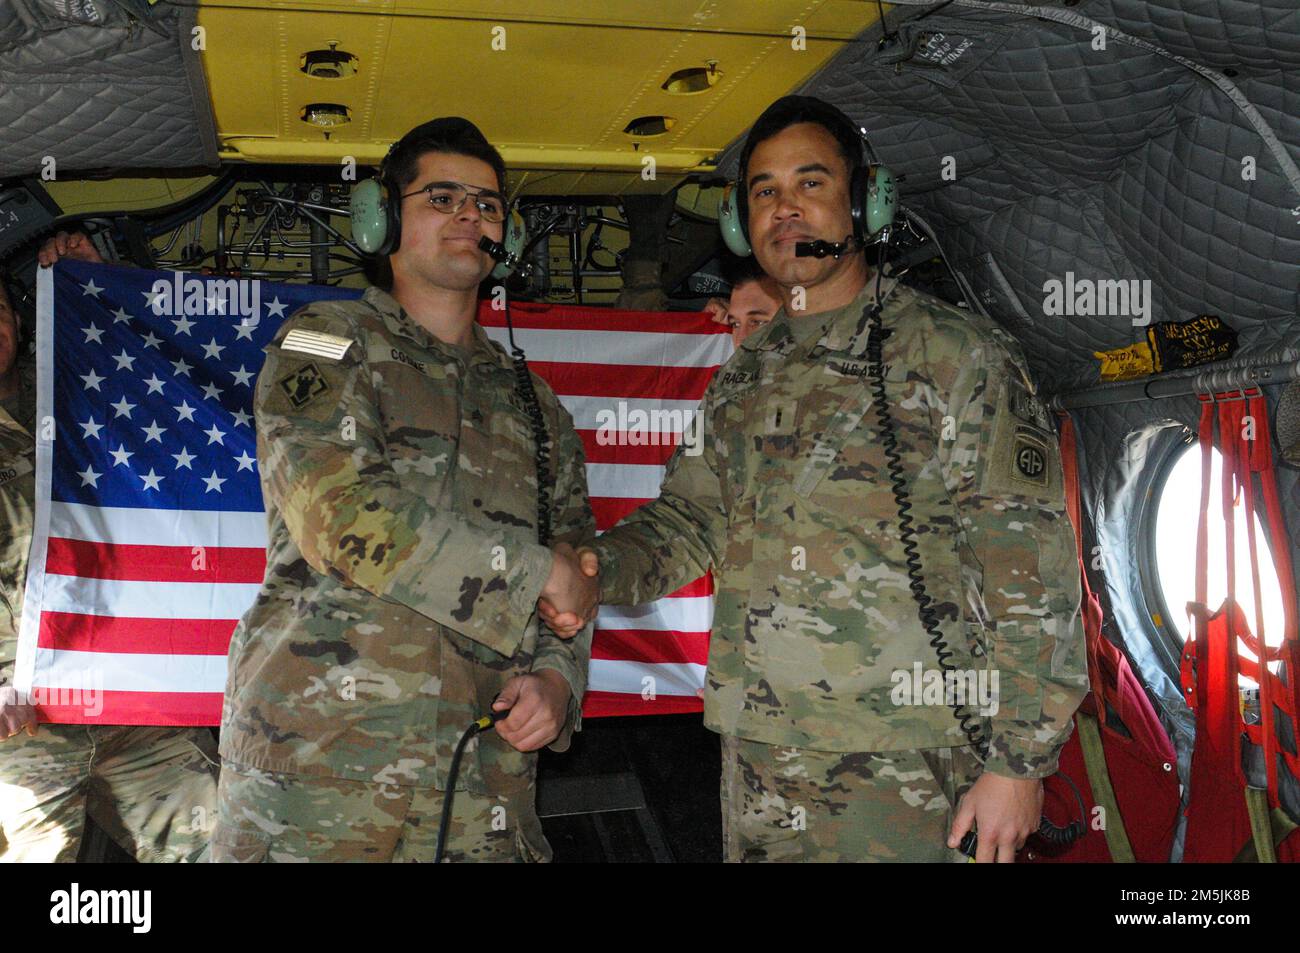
[434,257,554,862]
[858,248,1085,858]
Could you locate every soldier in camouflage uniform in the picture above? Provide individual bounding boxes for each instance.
[547,97,1088,862]
[212,118,597,863]
[0,266,220,863]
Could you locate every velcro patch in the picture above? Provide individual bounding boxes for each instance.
[277,362,331,410]
[0,455,33,488]
[281,328,355,362]
[1011,427,1049,487]
[1007,378,1047,427]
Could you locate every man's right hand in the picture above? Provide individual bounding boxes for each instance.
[537,543,600,639]
[37,231,104,268]
[0,686,37,741]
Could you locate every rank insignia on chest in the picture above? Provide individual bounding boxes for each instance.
[765,399,798,435]
[1012,426,1049,486]
[278,361,330,410]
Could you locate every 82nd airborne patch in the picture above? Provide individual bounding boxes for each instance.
[277,361,330,410]
[1012,426,1049,487]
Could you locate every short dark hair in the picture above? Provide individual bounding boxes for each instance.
[737,96,862,192]
[384,117,507,195]
[719,252,769,290]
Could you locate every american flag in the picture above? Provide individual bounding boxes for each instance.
[18,261,729,724]
[480,303,731,717]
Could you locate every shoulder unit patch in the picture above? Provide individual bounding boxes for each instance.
[277,362,331,410]
[1011,426,1050,487]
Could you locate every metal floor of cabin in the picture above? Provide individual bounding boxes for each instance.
[538,714,722,863]
[77,714,723,863]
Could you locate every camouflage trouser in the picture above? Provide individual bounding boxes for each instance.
[210,761,550,863]
[0,724,220,863]
[720,736,983,862]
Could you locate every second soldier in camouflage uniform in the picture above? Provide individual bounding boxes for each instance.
[212,118,597,862]
[553,97,1088,862]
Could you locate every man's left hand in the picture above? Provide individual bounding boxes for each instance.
[947,771,1043,863]
[493,669,571,753]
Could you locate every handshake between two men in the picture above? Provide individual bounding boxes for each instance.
[481,543,600,751]
[538,543,601,640]
[487,544,600,752]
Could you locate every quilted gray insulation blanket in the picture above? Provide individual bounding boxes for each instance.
[0,1,216,177]
[734,0,1298,395]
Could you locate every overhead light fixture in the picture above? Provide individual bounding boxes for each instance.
[662,62,721,95]
[301,103,351,127]
[300,46,359,80]
[624,115,676,138]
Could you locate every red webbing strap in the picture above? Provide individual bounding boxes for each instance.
[1058,413,1109,725]
[1240,395,1300,787]
[1219,399,1239,644]
[1235,398,1277,800]
[1182,396,1249,859]
[1180,400,1216,708]
[1188,392,1300,808]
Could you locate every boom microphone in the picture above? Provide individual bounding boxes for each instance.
[794,234,860,259]
[478,235,507,261]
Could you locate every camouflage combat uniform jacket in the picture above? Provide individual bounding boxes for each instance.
[1,354,37,685]
[593,279,1087,778]
[220,287,594,794]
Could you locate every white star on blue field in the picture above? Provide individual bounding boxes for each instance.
[51,261,359,512]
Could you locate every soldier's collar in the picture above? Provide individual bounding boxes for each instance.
[467,319,515,371]
[815,276,901,358]
[364,287,509,370]
[364,287,429,349]
[744,309,796,353]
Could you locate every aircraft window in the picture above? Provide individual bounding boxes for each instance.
[1153,442,1287,684]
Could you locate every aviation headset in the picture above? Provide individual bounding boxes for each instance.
[348,117,527,280]
[716,97,897,258]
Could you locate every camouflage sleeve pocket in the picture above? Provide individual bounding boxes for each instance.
[988,629,1045,724]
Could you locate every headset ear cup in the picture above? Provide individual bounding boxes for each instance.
[491,208,527,280]
[850,166,870,245]
[718,183,753,257]
[864,164,897,240]
[385,179,401,256]
[349,177,396,256]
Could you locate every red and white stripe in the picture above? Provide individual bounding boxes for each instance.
[482,301,731,717]
[20,500,261,723]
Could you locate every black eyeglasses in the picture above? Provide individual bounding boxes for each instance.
[400,181,507,223]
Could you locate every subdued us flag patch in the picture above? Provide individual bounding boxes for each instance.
[280,327,355,362]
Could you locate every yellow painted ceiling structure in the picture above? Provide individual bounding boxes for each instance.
[197,0,880,196]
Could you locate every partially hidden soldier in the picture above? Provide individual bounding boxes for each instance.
[704,253,782,348]
[545,97,1088,863]
[0,251,220,863]
[211,117,598,862]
